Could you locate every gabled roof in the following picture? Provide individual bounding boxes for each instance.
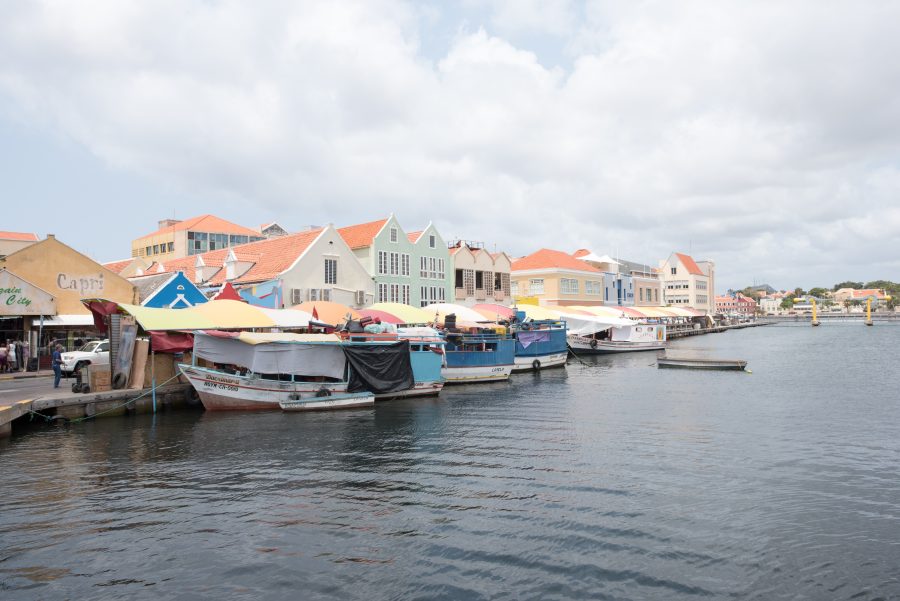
[154,228,325,285]
[103,259,135,274]
[407,231,423,243]
[135,214,261,241]
[675,252,704,276]
[511,248,601,273]
[129,272,178,303]
[0,231,39,241]
[337,219,388,250]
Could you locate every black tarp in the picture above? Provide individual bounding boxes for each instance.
[343,340,415,394]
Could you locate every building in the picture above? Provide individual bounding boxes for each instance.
[833,288,888,307]
[759,296,780,314]
[573,251,663,307]
[510,249,604,306]
[152,225,375,309]
[0,235,138,357]
[130,271,208,308]
[658,252,715,313]
[448,240,512,306]
[131,215,265,262]
[338,216,452,307]
[715,293,756,316]
[0,231,39,258]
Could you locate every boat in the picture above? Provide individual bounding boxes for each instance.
[279,391,374,411]
[657,357,747,371]
[440,330,516,383]
[179,331,422,410]
[568,323,667,354]
[508,317,569,371]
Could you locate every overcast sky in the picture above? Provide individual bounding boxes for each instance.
[2,0,899,292]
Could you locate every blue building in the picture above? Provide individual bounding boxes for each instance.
[131,271,208,308]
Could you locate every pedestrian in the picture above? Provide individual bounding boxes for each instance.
[52,344,63,388]
[21,341,30,372]
[0,343,8,373]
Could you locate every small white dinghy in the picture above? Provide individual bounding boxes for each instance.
[279,390,375,411]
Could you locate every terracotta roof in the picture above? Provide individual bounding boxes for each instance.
[511,248,601,273]
[852,289,886,299]
[135,214,261,241]
[156,228,325,285]
[572,249,590,258]
[407,231,423,243]
[103,259,134,274]
[675,252,704,276]
[337,219,388,249]
[0,231,39,241]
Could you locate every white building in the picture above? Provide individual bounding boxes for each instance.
[448,241,512,306]
[658,252,715,314]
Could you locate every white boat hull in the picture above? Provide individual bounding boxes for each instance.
[441,364,513,384]
[280,392,374,411]
[567,336,666,354]
[375,380,444,399]
[511,352,568,372]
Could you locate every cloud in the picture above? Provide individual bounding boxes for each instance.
[2,0,899,289]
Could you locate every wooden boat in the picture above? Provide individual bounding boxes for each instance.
[657,357,747,370]
[279,391,374,411]
[441,331,515,384]
[509,319,569,372]
[567,323,666,354]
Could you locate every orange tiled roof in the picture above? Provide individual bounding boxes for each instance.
[103,259,134,274]
[156,228,324,285]
[852,289,886,299]
[675,252,704,276]
[135,214,261,241]
[0,231,39,241]
[511,248,601,273]
[407,231,423,243]
[337,219,388,250]
[572,249,590,258]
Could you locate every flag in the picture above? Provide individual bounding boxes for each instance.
[312,306,319,320]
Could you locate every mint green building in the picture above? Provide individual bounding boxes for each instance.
[337,215,452,307]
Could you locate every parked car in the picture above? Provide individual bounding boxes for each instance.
[60,340,110,376]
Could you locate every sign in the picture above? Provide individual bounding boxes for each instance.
[0,269,56,316]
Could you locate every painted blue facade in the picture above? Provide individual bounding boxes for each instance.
[143,272,208,308]
[602,272,635,306]
[239,279,283,308]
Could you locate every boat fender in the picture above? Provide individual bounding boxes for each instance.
[315,387,332,398]
[590,339,598,349]
[532,359,541,370]
[112,372,128,390]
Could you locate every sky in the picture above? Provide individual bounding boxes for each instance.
[2,0,899,292]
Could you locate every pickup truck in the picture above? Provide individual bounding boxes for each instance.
[60,340,110,376]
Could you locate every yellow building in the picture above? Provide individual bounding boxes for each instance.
[131,215,265,262]
[510,248,605,306]
[1,235,138,356]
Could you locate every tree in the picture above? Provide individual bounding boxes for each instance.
[833,281,863,291]
[808,287,829,298]
[793,287,805,297]
[780,294,796,310]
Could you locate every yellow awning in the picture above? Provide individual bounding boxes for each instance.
[369,303,435,324]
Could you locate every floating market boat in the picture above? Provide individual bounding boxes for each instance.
[567,323,667,354]
[509,317,569,371]
[440,331,516,383]
[179,331,423,411]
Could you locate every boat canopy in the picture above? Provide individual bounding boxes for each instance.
[369,303,435,325]
[424,303,491,325]
[83,299,314,332]
[193,331,346,378]
[517,304,632,334]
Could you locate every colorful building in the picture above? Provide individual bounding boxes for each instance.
[715,293,756,316]
[448,240,512,306]
[131,214,265,262]
[338,216,452,307]
[658,252,715,313]
[151,225,375,309]
[0,231,39,258]
[510,249,604,306]
[131,271,208,308]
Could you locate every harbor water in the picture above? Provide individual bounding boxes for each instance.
[2,324,899,599]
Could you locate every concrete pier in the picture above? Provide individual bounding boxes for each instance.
[0,383,195,438]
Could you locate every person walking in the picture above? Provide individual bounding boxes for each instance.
[0,343,8,373]
[21,341,30,372]
[8,340,17,372]
[52,344,63,388]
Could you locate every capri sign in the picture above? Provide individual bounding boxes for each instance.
[0,269,56,316]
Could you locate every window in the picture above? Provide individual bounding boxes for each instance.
[529,279,544,295]
[401,284,410,305]
[560,278,579,295]
[209,233,229,250]
[145,246,151,256]
[167,242,174,252]
[639,288,644,302]
[390,283,400,303]
[378,283,389,303]
[654,289,658,302]
[378,251,388,275]
[420,256,428,278]
[230,234,249,246]
[401,254,410,276]
[325,258,337,284]
[429,235,435,248]
[390,252,399,275]
[494,272,503,291]
[187,231,208,255]
[390,227,398,243]
[671,267,677,275]
[475,271,484,290]
[455,269,464,288]
[510,281,519,296]
[586,280,602,295]
[152,244,159,254]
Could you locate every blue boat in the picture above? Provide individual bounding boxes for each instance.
[441,331,516,384]
[509,316,569,372]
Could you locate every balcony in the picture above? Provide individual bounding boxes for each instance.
[493,291,506,302]
[455,288,467,300]
[475,288,487,301]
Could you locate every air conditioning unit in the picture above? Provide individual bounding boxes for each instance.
[307,289,331,302]
[291,289,303,305]
[308,289,319,302]
[355,290,366,306]
[322,288,331,301]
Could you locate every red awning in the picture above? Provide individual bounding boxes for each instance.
[212,282,245,302]
[150,331,194,353]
